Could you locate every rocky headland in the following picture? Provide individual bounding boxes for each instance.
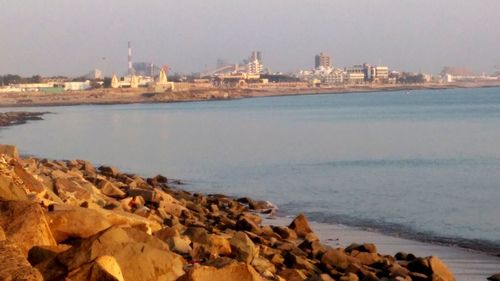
[0,144,467,281]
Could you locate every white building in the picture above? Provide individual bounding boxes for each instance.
[62,81,92,91]
[248,59,263,74]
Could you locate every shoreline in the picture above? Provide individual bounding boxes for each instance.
[265,216,500,281]
[0,81,499,108]
[0,143,498,280]
[0,98,499,280]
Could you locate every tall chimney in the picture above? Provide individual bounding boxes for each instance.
[128,41,133,75]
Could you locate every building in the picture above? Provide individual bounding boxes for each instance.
[345,65,366,84]
[371,66,389,82]
[247,51,264,74]
[248,59,263,74]
[315,52,331,69]
[133,62,160,77]
[62,81,92,91]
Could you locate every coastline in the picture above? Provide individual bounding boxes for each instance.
[1,99,499,280]
[1,81,499,108]
[0,142,497,280]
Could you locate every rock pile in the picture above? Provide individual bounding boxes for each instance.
[0,144,457,281]
[0,111,46,127]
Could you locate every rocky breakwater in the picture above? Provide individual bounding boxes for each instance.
[0,144,464,281]
[0,111,47,127]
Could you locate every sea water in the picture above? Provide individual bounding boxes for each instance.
[1,87,499,252]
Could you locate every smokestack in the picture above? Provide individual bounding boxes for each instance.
[128,41,133,75]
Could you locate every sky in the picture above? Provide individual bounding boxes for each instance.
[1,0,500,77]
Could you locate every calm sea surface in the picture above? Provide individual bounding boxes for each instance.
[2,87,500,252]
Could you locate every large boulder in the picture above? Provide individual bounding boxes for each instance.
[46,204,161,242]
[178,262,264,281]
[289,213,314,238]
[230,231,260,264]
[38,226,185,281]
[0,200,57,255]
[54,177,92,202]
[0,240,44,281]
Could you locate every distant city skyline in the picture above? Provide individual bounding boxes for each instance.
[1,0,500,76]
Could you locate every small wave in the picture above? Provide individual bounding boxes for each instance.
[278,209,500,255]
[305,158,500,168]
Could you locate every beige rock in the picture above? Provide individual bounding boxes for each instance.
[429,256,455,281]
[321,248,351,270]
[0,240,44,281]
[154,227,181,241]
[0,144,19,158]
[251,256,276,276]
[0,174,28,201]
[351,251,381,266]
[46,205,113,242]
[167,236,192,255]
[99,180,126,198]
[289,213,314,237]
[54,177,92,202]
[278,268,307,281]
[184,227,209,244]
[209,234,232,256]
[160,201,189,217]
[340,273,359,281]
[12,163,46,193]
[230,231,259,264]
[46,204,161,242]
[0,200,57,256]
[90,255,126,281]
[40,226,185,281]
[0,225,6,241]
[179,262,264,281]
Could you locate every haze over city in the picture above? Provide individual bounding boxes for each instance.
[1,0,500,76]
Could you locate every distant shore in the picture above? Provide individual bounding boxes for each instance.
[0,81,499,108]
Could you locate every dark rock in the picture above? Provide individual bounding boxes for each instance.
[346,243,377,254]
[98,166,121,177]
[236,216,262,234]
[488,274,500,281]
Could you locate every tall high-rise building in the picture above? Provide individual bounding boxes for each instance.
[315,52,332,69]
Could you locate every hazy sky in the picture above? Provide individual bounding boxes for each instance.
[1,0,500,76]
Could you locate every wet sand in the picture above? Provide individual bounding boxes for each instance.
[265,216,500,281]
